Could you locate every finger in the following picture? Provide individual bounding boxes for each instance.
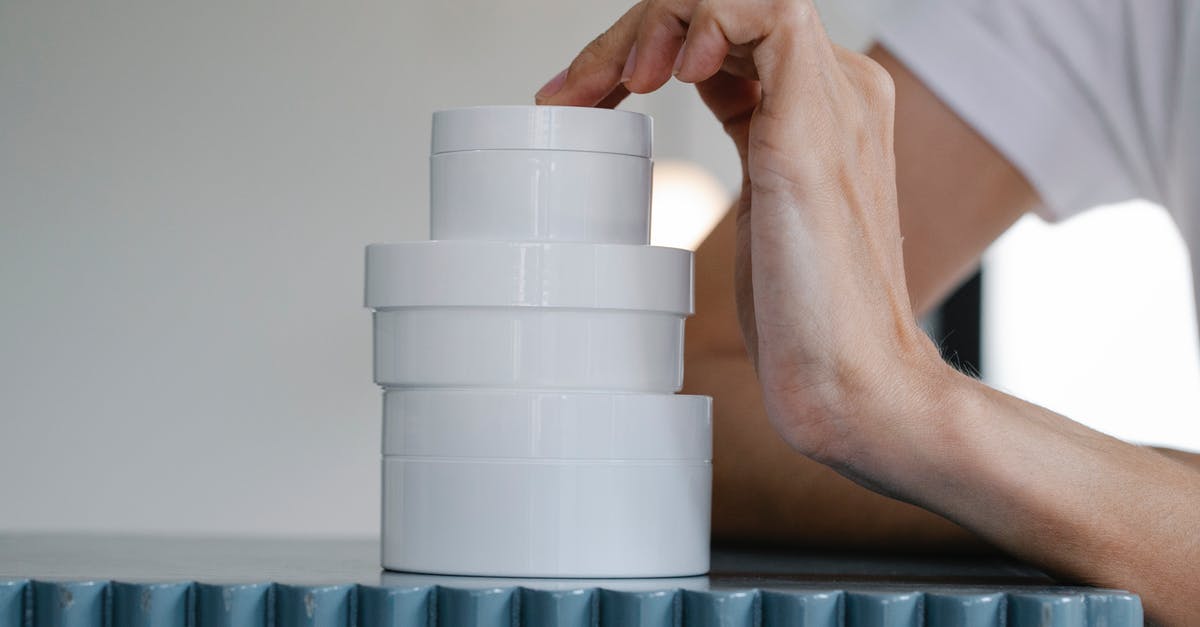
[673,1,731,84]
[538,1,646,106]
[595,84,632,109]
[694,70,759,157]
[694,70,759,123]
[624,0,697,93]
[745,1,839,105]
[719,56,758,81]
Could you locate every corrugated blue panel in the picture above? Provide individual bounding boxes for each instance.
[518,587,595,627]
[32,581,108,627]
[276,584,355,627]
[357,585,432,627]
[759,590,841,627]
[110,581,191,627]
[436,586,518,627]
[844,591,923,627]
[195,583,272,627]
[0,580,27,627]
[1085,592,1142,626]
[682,589,759,627]
[1008,593,1086,627]
[597,588,678,627]
[924,592,1004,627]
[0,579,1146,626]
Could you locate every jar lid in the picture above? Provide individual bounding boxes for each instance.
[382,389,711,460]
[431,106,652,158]
[365,242,692,314]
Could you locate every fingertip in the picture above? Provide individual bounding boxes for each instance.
[534,68,569,104]
[623,44,683,94]
[621,44,656,94]
[674,17,729,84]
[619,44,638,85]
[541,73,624,107]
[596,84,631,109]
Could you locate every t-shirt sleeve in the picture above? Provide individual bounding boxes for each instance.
[875,0,1181,222]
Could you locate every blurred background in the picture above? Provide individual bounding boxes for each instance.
[2,0,1197,539]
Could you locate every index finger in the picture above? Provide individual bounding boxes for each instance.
[536,2,646,106]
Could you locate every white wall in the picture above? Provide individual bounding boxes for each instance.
[984,204,1200,452]
[0,0,640,537]
[0,0,877,537]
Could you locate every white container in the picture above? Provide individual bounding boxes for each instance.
[381,390,712,578]
[365,241,693,392]
[382,458,710,578]
[374,308,684,391]
[431,150,651,244]
[365,241,692,314]
[430,106,653,244]
[383,389,711,459]
[378,571,711,592]
[431,106,651,158]
[369,106,711,578]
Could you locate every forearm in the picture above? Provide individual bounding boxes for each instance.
[689,211,990,551]
[688,349,992,552]
[866,364,1200,624]
[1154,446,1200,470]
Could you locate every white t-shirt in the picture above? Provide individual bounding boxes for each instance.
[876,0,1200,297]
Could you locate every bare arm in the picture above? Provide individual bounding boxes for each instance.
[684,44,1200,621]
[538,4,1200,620]
[689,210,991,551]
[686,43,1037,550]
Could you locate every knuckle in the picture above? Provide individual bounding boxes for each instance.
[851,56,895,109]
[573,1,645,72]
[865,62,895,101]
[642,0,669,19]
[776,0,817,28]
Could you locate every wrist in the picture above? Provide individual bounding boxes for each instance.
[823,341,983,504]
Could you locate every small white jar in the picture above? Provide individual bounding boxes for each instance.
[429,106,653,244]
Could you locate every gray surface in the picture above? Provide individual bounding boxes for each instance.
[0,534,1141,626]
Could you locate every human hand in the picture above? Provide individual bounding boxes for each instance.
[536,0,948,478]
[534,9,1200,621]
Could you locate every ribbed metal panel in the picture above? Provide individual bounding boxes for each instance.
[0,579,1142,627]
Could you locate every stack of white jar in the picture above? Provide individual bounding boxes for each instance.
[365,106,712,578]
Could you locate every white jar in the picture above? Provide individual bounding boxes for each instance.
[431,150,651,244]
[429,106,652,244]
[381,389,712,578]
[365,240,693,392]
[373,307,685,391]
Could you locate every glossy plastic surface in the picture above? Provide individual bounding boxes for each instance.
[431,106,652,158]
[373,308,685,391]
[431,150,651,244]
[365,241,692,314]
[368,106,708,578]
[381,457,712,578]
[383,389,711,459]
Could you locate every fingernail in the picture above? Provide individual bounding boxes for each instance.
[620,45,638,84]
[672,44,687,77]
[535,68,568,102]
